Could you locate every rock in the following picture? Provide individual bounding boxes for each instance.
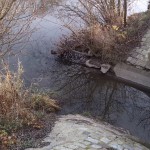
[85,60,101,69]
[101,64,111,73]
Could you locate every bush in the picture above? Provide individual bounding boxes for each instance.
[58,11,150,64]
[58,24,128,63]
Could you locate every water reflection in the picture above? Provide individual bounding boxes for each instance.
[48,66,150,144]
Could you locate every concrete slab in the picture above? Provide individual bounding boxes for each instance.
[127,29,150,70]
[114,63,150,90]
[146,61,150,69]
[26,115,149,150]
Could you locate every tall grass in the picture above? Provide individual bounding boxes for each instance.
[0,61,35,131]
[0,61,60,148]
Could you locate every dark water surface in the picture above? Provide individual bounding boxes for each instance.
[7,0,150,145]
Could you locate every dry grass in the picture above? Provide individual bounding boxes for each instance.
[57,24,128,63]
[0,61,35,130]
[0,61,60,149]
[29,94,60,113]
[57,11,150,64]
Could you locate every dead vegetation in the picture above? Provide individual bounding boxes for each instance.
[57,0,150,64]
[0,1,62,149]
[0,62,60,149]
[0,0,37,58]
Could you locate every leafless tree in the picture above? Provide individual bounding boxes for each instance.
[0,0,36,59]
[60,0,137,27]
[123,0,127,27]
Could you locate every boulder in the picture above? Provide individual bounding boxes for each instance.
[85,60,101,69]
[101,64,111,74]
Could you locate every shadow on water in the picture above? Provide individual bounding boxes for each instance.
[7,0,150,145]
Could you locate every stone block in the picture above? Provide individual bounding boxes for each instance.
[100,137,111,144]
[129,58,137,64]
[136,54,144,60]
[86,137,99,144]
[146,62,150,70]
[135,60,147,67]
[114,63,150,89]
[127,57,132,62]
[91,144,102,149]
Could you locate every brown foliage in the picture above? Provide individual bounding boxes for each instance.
[0,0,35,58]
[58,8,150,64]
[0,62,60,148]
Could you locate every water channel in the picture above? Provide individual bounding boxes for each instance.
[7,0,150,145]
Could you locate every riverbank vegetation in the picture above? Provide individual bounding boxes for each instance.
[57,0,150,64]
[0,0,60,149]
[0,62,60,149]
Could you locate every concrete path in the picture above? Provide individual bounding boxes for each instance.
[26,115,149,150]
[127,29,150,70]
[114,28,150,90]
[114,63,150,90]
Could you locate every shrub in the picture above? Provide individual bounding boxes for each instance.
[58,24,128,63]
[58,11,150,64]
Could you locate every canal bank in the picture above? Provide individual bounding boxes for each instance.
[26,115,150,150]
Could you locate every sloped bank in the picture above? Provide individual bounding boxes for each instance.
[26,115,150,150]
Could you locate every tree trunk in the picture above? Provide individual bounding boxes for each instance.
[123,0,127,27]
[118,0,121,16]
